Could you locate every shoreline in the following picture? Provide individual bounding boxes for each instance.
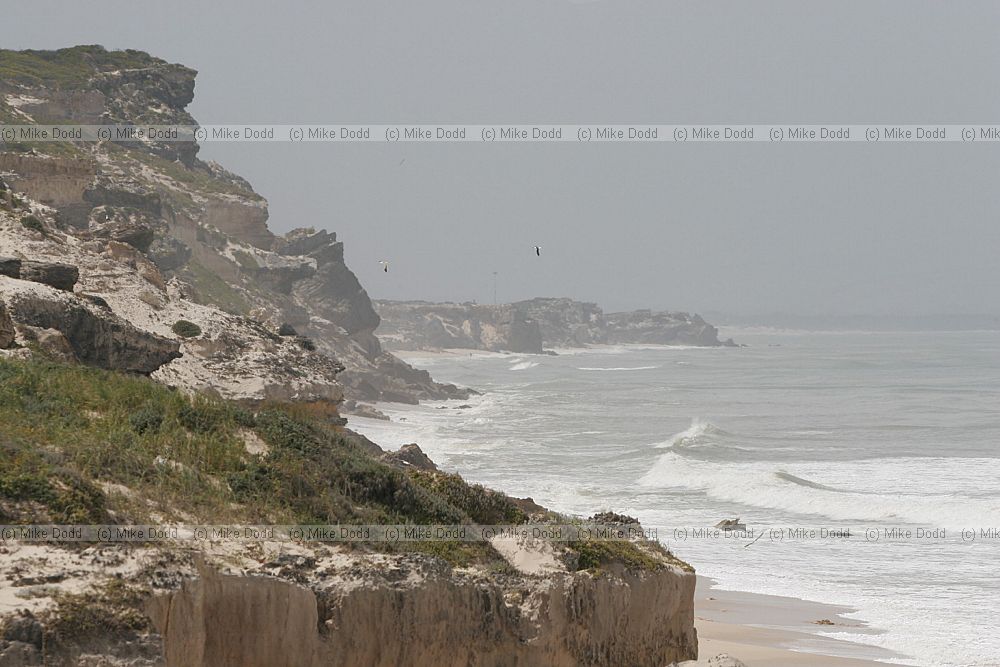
[690,577,904,666]
[352,349,912,666]
[349,404,909,667]
[347,390,908,666]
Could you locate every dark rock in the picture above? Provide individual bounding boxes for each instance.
[277,323,298,337]
[17,326,77,363]
[381,443,438,472]
[714,518,746,531]
[147,238,192,272]
[0,301,14,348]
[510,496,548,516]
[256,264,316,295]
[338,428,385,456]
[278,228,337,257]
[84,184,163,218]
[19,261,79,291]
[0,640,42,666]
[99,223,156,253]
[2,285,181,374]
[2,613,43,650]
[590,511,640,526]
[82,293,112,310]
[0,257,21,279]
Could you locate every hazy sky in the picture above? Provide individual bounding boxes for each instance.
[3,1,999,319]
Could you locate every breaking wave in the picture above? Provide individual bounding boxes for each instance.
[577,365,661,371]
[655,418,730,449]
[639,452,998,527]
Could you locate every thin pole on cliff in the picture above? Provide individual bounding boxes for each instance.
[493,271,498,306]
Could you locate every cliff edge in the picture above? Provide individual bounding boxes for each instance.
[376,297,737,353]
[0,45,466,404]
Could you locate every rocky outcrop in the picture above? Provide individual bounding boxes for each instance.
[0,155,96,228]
[380,443,438,471]
[0,256,21,278]
[605,310,737,347]
[514,297,607,347]
[375,300,544,353]
[0,206,345,402]
[0,256,80,291]
[376,298,734,352]
[0,275,180,374]
[0,45,467,404]
[18,261,79,291]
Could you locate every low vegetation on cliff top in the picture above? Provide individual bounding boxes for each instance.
[0,357,687,573]
[0,45,162,87]
[0,358,506,529]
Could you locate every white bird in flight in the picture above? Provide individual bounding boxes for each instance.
[379,260,389,273]
[534,246,541,257]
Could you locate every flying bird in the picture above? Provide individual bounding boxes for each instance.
[534,246,541,257]
[379,261,389,273]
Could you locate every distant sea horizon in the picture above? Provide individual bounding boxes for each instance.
[707,312,1000,333]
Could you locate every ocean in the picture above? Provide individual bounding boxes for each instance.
[351,330,1000,666]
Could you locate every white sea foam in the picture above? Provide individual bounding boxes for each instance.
[509,360,539,371]
[640,451,999,528]
[577,365,661,371]
[654,418,723,448]
[350,332,1000,666]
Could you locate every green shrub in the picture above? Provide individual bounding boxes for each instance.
[570,538,692,573]
[21,214,44,233]
[177,401,225,433]
[409,470,527,524]
[48,471,107,524]
[171,320,201,338]
[0,469,54,503]
[128,405,163,434]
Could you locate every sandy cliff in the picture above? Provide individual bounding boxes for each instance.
[0,46,465,404]
[147,551,696,667]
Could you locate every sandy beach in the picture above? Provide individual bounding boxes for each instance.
[688,578,904,666]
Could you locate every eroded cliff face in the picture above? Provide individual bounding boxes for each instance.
[0,205,345,403]
[146,549,696,667]
[375,300,544,353]
[376,297,735,352]
[0,45,466,403]
[605,309,736,347]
